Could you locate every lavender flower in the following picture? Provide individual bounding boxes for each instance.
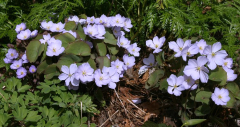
[39,34,51,44]
[15,23,26,33]
[58,64,80,86]
[167,74,185,96]
[10,59,23,70]
[50,22,65,32]
[68,15,79,23]
[75,63,94,83]
[87,16,95,24]
[102,67,120,89]
[31,30,38,38]
[17,29,31,40]
[94,69,110,87]
[203,42,228,70]
[123,18,133,32]
[127,43,141,57]
[46,40,65,57]
[169,38,191,57]
[16,67,27,79]
[6,48,18,59]
[123,54,135,70]
[196,39,207,55]
[117,36,130,48]
[211,87,230,105]
[183,56,209,83]
[29,65,37,73]
[111,59,124,74]
[63,30,77,38]
[111,14,124,27]
[146,36,165,53]
[41,21,53,30]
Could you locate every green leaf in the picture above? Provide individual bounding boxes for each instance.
[44,64,59,80]
[93,40,107,56]
[209,67,227,86]
[145,69,165,89]
[37,58,53,74]
[12,106,28,121]
[194,104,211,116]
[65,41,91,56]
[182,119,206,126]
[96,56,110,69]
[0,112,11,126]
[159,78,168,91]
[64,21,77,30]
[76,24,86,40]
[226,82,239,97]
[25,111,42,122]
[84,57,96,70]
[224,92,236,108]
[106,43,119,55]
[18,85,32,93]
[181,111,189,124]
[194,91,212,104]
[57,54,82,69]
[26,40,44,63]
[156,52,163,66]
[104,30,117,45]
[55,33,76,48]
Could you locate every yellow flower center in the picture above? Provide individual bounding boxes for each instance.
[32,69,35,72]
[17,65,20,68]
[132,49,135,52]
[99,76,103,81]
[91,19,93,22]
[179,47,183,51]
[174,84,178,88]
[150,63,153,66]
[116,65,119,69]
[224,62,228,66]
[126,63,129,66]
[116,20,119,23]
[53,48,56,52]
[68,74,72,77]
[186,79,190,83]
[56,27,60,31]
[89,31,93,35]
[218,95,222,99]
[24,36,27,39]
[47,26,50,30]
[114,30,117,33]
[21,72,24,75]
[187,52,190,55]
[199,46,203,50]
[11,53,14,57]
[99,20,103,23]
[124,22,127,26]
[120,42,124,45]
[155,44,158,48]
[82,71,86,76]
[20,27,23,30]
[212,53,216,57]
[197,66,201,71]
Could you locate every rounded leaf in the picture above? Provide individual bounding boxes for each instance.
[64,21,76,30]
[26,40,44,63]
[65,41,91,56]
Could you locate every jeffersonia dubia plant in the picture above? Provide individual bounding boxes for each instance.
[4,14,138,91]
[139,36,238,126]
